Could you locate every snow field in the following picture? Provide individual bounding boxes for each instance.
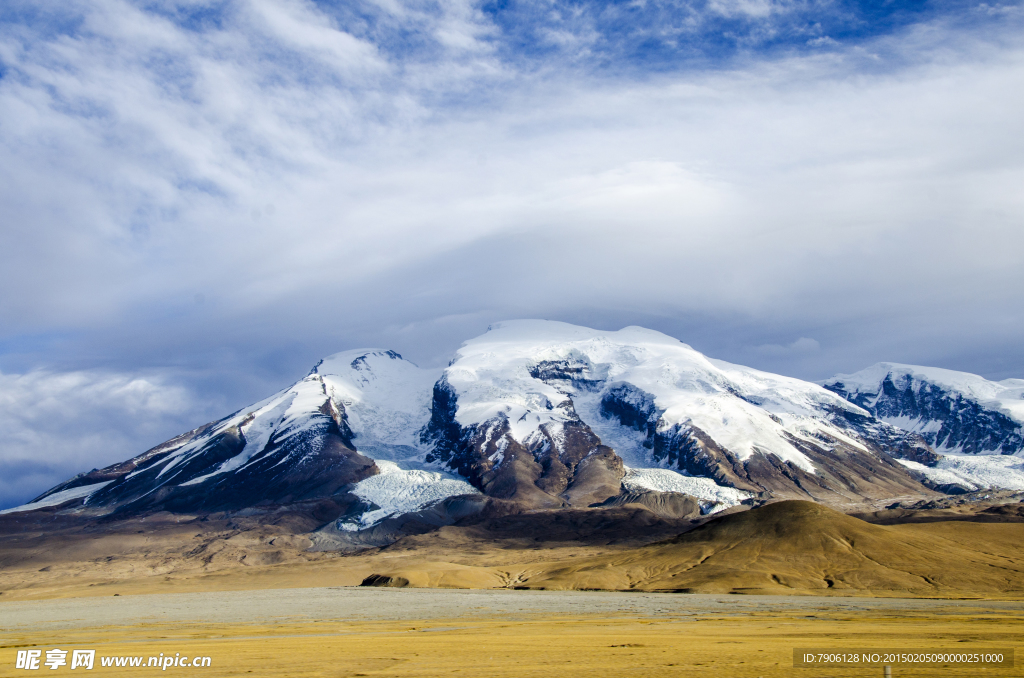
[340,461,479,531]
[621,467,753,511]
[447,320,872,473]
[898,455,1024,492]
[0,480,113,514]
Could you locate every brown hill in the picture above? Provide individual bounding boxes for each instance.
[3,499,1024,600]
[491,500,1024,595]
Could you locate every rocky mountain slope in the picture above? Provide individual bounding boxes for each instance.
[420,321,931,509]
[7,322,969,534]
[7,350,472,520]
[823,363,1024,454]
[822,363,1024,493]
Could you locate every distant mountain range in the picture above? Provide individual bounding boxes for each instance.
[8,321,1024,542]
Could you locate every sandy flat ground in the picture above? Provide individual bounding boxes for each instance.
[2,588,1021,678]
[3,587,1024,631]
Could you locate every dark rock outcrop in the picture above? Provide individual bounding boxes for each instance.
[826,372,1023,455]
[598,384,933,503]
[593,491,703,520]
[422,385,625,509]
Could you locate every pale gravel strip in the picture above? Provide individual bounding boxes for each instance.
[2,588,1023,633]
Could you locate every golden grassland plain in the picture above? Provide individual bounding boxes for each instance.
[1,589,1022,678]
[2,501,1024,676]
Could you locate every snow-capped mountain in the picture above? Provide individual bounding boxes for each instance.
[822,363,1024,493]
[14,322,946,527]
[823,363,1024,456]
[421,321,929,508]
[18,350,474,522]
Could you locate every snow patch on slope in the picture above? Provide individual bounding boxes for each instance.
[898,455,1024,492]
[0,481,113,514]
[180,392,298,486]
[339,461,479,531]
[573,390,652,467]
[621,467,753,511]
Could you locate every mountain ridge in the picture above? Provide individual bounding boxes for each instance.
[822,362,1024,494]
[13,321,1023,536]
[822,362,1024,455]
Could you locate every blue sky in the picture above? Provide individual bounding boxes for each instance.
[0,0,1023,507]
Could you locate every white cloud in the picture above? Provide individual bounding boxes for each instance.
[807,36,839,47]
[1,1,1024,501]
[0,369,220,508]
[708,0,776,19]
[0,6,1020,332]
[245,0,387,72]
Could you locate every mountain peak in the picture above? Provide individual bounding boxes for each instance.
[22,322,1012,530]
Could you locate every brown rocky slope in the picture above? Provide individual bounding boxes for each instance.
[359,500,1024,596]
[4,498,1021,600]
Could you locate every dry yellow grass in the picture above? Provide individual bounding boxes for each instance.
[3,601,1022,678]
[4,494,1023,677]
